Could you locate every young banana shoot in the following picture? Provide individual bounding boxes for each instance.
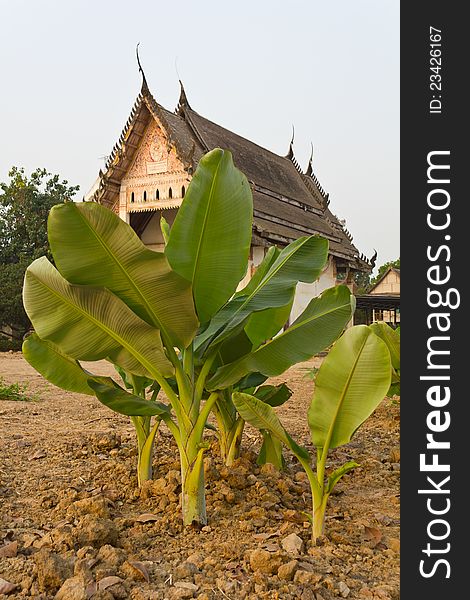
[233,326,392,543]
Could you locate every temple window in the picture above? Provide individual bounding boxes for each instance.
[143,190,147,201]
[156,189,160,200]
[181,185,185,198]
[130,192,134,203]
[168,187,173,199]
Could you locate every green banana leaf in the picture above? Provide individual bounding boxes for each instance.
[233,372,268,391]
[165,149,253,323]
[193,296,247,358]
[160,216,171,245]
[207,286,354,390]
[23,333,94,396]
[195,235,329,351]
[244,298,294,349]
[114,365,154,395]
[241,249,294,349]
[233,246,279,299]
[23,257,173,378]
[239,235,328,310]
[325,461,359,496]
[192,247,280,354]
[254,384,292,407]
[232,391,310,460]
[47,202,198,349]
[369,322,400,371]
[369,323,401,395]
[218,328,254,365]
[22,334,170,417]
[213,392,238,438]
[87,379,171,417]
[257,430,286,469]
[307,325,391,450]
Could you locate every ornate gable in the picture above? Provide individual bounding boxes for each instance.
[119,118,190,216]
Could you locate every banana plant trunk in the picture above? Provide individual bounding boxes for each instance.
[137,444,153,486]
[225,417,244,466]
[180,456,206,527]
[131,416,160,487]
[312,495,328,543]
[172,369,218,527]
[179,425,207,526]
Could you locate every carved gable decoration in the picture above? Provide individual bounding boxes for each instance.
[121,117,190,213]
[124,119,184,181]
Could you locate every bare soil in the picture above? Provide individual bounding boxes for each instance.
[0,353,399,600]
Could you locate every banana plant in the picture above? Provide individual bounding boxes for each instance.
[23,148,354,527]
[233,325,391,542]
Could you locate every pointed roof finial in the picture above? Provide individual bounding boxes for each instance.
[286,125,295,158]
[370,249,378,268]
[305,142,314,176]
[177,79,191,112]
[136,43,148,91]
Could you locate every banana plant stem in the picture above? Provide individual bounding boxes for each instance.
[137,419,161,486]
[180,446,207,526]
[226,417,245,466]
[312,495,328,543]
[297,455,324,544]
[317,449,326,489]
[194,353,217,404]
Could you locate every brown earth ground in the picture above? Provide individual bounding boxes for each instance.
[0,353,399,600]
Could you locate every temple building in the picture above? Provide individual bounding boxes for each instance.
[85,72,374,321]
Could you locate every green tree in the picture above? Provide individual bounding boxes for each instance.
[353,270,371,295]
[370,258,400,288]
[0,167,78,338]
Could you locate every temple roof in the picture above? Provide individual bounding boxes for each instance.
[89,80,372,272]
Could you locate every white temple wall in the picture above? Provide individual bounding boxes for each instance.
[290,259,337,323]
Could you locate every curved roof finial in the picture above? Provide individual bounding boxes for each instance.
[177,79,191,112]
[305,142,314,176]
[286,124,295,158]
[136,43,148,91]
[370,249,378,268]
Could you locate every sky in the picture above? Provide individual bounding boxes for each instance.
[0,0,399,268]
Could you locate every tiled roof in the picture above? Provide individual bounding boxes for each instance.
[90,80,372,271]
